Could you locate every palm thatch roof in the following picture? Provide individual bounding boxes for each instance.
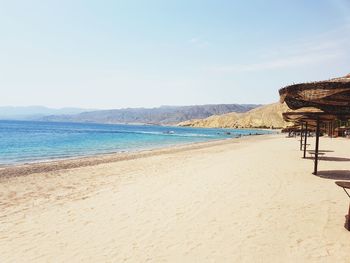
[281,124,316,133]
[279,74,350,113]
[282,111,350,126]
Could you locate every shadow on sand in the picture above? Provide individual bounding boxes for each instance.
[316,170,350,180]
[306,150,334,153]
[304,157,350,162]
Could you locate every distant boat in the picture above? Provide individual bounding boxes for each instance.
[163,130,175,134]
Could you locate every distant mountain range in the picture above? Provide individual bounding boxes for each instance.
[0,106,95,120]
[40,104,260,125]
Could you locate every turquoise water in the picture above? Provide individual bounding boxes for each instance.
[0,120,272,165]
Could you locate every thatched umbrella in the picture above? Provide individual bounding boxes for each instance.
[283,107,323,157]
[280,74,350,231]
[279,74,350,113]
[279,74,350,175]
[281,124,314,134]
[283,111,350,171]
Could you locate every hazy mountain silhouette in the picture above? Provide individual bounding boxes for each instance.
[41,104,260,125]
[0,106,95,120]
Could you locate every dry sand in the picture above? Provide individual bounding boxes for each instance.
[0,134,350,262]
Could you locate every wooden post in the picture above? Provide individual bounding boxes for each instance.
[326,122,328,136]
[346,203,350,231]
[300,123,304,151]
[313,118,320,175]
[303,122,308,159]
[330,121,333,138]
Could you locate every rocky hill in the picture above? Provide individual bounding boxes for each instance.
[41,104,260,125]
[178,103,289,129]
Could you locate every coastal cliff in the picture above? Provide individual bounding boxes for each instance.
[178,103,289,129]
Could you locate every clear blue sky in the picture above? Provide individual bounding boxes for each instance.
[1,0,349,109]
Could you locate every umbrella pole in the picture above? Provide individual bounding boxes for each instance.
[346,202,350,231]
[313,118,320,175]
[303,122,308,158]
[326,122,329,136]
[330,121,333,138]
[300,123,304,151]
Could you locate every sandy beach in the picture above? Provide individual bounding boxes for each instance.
[1,134,350,262]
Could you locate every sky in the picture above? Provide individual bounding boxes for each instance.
[0,0,350,109]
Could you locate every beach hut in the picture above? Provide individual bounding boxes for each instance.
[334,126,350,137]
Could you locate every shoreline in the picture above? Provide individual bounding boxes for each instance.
[0,119,275,170]
[0,133,275,178]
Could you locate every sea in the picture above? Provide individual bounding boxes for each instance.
[0,120,273,165]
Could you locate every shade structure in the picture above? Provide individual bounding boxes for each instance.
[279,74,350,230]
[281,124,316,133]
[281,125,302,133]
[279,74,350,113]
[282,111,350,125]
[282,111,350,175]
